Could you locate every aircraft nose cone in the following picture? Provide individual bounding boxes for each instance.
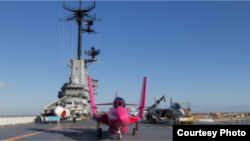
[54,106,64,116]
[110,112,130,127]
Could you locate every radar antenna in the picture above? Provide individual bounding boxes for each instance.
[84,47,100,59]
[60,0,100,60]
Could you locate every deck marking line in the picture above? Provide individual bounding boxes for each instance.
[60,126,172,129]
[2,127,61,141]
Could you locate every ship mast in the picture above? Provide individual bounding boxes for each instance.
[61,0,97,60]
[58,0,100,100]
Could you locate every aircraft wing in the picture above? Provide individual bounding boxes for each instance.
[95,103,138,106]
[70,108,87,111]
[43,96,68,110]
[137,77,147,118]
[148,108,171,118]
[96,116,109,125]
[150,108,167,111]
[148,108,170,113]
[129,116,141,124]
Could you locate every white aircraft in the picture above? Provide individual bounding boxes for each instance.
[146,95,184,124]
[130,107,138,116]
[43,96,88,122]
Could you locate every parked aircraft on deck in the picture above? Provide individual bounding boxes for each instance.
[43,96,88,122]
[88,76,147,140]
[146,95,184,124]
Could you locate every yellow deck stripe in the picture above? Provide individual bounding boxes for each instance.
[2,127,60,141]
[1,126,173,141]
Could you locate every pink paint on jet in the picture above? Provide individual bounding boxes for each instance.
[88,76,147,140]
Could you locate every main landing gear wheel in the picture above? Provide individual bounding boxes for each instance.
[173,118,177,125]
[174,118,180,125]
[153,118,156,123]
[73,118,76,123]
[98,128,102,136]
[118,133,121,140]
[177,118,180,125]
[146,114,150,121]
[132,128,137,135]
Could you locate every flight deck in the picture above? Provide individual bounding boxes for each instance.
[0,119,219,141]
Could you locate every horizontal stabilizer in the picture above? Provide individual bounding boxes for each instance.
[96,103,113,106]
[126,103,138,106]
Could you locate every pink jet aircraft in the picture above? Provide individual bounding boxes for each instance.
[88,76,147,140]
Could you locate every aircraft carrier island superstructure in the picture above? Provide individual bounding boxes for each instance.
[43,0,101,121]
[58,58,99,101]
[56,51,100,111]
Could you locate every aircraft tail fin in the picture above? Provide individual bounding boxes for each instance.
[88,76,97,118]
[138,76,147,119]
[154,97,158,108]
[170,97,172,106]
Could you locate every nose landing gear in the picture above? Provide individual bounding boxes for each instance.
[117,129,122,140]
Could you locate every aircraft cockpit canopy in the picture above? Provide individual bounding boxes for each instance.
[60,103,63,106]
[172,102,181,109]
[113,97,126,108]
[56,102,65,107]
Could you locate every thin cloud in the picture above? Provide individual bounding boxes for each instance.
[0,82,5,87]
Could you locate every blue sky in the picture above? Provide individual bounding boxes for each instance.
[0,1,250,116]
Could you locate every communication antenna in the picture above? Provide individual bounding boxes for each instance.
[60,0,100,60]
